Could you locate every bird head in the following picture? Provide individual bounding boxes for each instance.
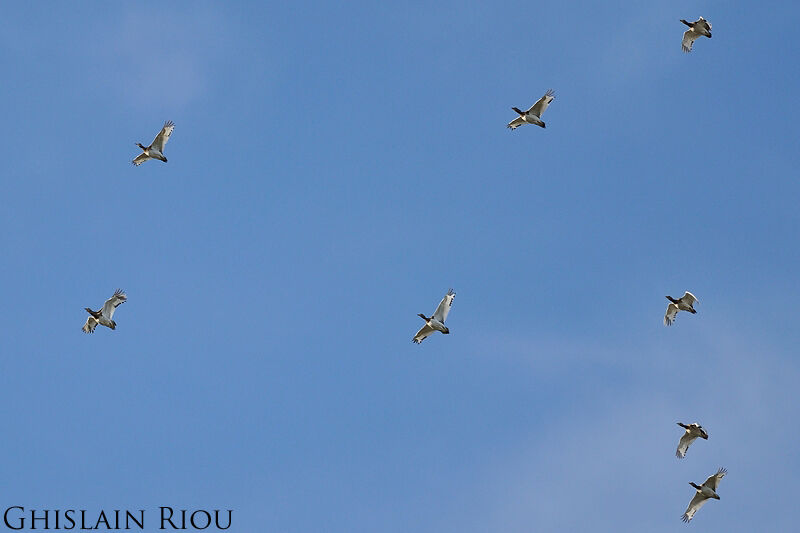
[136,142,147,150]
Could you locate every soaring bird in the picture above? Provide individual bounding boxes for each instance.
[507,89,555,129]
[132,121,175,165]
[412,289,455,344]
[682,468,726,523]
[676,422,709,459]
[681,17,712,53]
[664,291,699,326]
[82,289,127,333]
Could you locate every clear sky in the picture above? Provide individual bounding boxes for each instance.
[1,1,799,531]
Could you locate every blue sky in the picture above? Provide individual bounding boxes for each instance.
[1,1,799,531]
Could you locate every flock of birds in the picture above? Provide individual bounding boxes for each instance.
[82,15,723,525]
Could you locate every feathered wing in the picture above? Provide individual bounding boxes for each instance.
[682,29,698,52]
[699,18,711,32]
[676,433,698,459]
[682,492,709,523]
[151,121,175,152]
[132,153,150,166]
[703,468,727,491]
[101,289,127,320]
[412,323,435,344]
[664,302,679,326]
[680,291,698,307]
[82,316,98,334]
[507,116,526,130]
[433,289,455,323]
[527,89,555,118]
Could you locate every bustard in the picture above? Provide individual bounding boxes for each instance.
[681,17,712,53]
[82,289,127,333]
[412,289,455,344]
[682,468,726,523]
[664,291,698,326]
[507,89,555,129]
[132,121,175,165]
[676,422,709,459]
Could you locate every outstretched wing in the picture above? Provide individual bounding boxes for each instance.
[433,289,455,323]
[682,29,698,52]
[700,18,711,32]
[680,291,699,306]
[151,121,175,152]
[132,153,151,166]
[664,302,679,326]
[82,316,98,334]
[681,492,709,523]
[676,433,698,459]
[526,89,555,118]
[101,289,127,320]
[412,323,435,344]
[507,116,526,130]
[703,468,727,491]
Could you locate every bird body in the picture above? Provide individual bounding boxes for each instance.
[508,89,555,129]
[412,289,455,343]
[681,17,712,52]
[133,121,174,165]
[682,468,726,523]
[82,289,127,333]
[664,291,698,326]
[676,422,708,458]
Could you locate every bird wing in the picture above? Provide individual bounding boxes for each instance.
[681,492,709,523]
[664,303,679,326]
[700,18,711,31]
[682,29,698,52]
[101,289,127,320]
[676,433,698,459]
[82,316,98,334]
[526,89,555,118]
[151,120,175,152]
[703,468,727,491]
[507,116,526,130]
[412,323,435,344]
[433,289,455,323]
[132,153,151,166]
[680,291,698,306]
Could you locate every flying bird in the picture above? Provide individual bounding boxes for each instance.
[412,289,455,344]
[664,291,699,326]
[82,289,127,334]
[681,17,712,53]
[132,121,175,165]
[682,467,726,523]
[676,422,709,459]
[507,89,555,129]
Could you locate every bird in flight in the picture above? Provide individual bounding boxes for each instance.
[682,468,726,523]
[664,291,699,326]
[681,17,712,53]
[412,289,456,344]
[132,121,175,165]
[82,289,127,333]
[507,89,555,130]
[676,422,709,459]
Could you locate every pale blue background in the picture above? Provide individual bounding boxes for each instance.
[1,1,798,531]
